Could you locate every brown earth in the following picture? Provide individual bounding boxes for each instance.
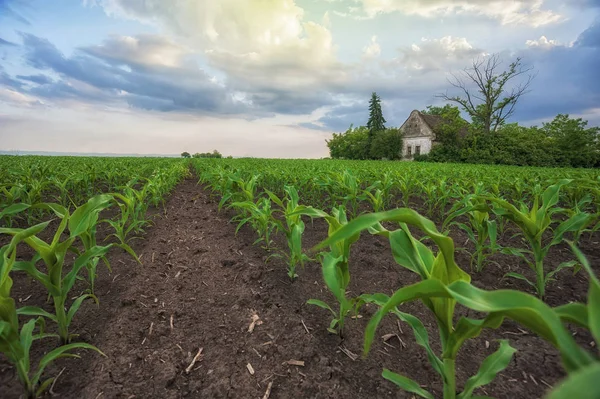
[1,177,598,399]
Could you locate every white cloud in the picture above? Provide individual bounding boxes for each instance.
[362,35,381,58]
[526,35,561,49]
[90,0,344,93]
[395,36,483,72]
[357,0,561,26]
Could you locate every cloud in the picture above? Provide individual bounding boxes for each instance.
[82,34,193,68]
[513,24,600,122]
[362,36,381,58]
[14,33,245,114]
[15,74,53,85]
[575,18,600,47]
[355,0,561,26]
[89,0,347,104]
[0,88,42,106]
[0,37,17,46]
[396,36,483,73]
[0,0,30,24]
[526,36,561,49]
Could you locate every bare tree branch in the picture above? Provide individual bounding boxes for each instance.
[436,53,536,134]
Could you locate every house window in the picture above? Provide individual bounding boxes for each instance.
[415,145,421,156]
[407,146,412,157]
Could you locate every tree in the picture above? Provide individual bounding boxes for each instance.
[542,114,599,168]
[192,150,223,159]
[438,54,535,134]
[370,128,403,160]
[327,125,370,160]
[181,152,191,158]
[366,92,386,158]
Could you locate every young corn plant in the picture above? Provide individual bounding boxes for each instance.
[265,186,328,280]
[0,226,102,398]
[318,209,594,399]
[74,195,138,294]
[0,200,116,344]
[306,206,361,337]
[443,194,501,272]
[230,196,278,250]
[544,243,600,399]
[481,180,590,299]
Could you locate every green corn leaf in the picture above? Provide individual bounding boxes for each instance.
[566,243,599,347]
[68,194,113,237]
[504,272,537,289]
[546,363,600,399]
[395,310,445,379]
[0,203,31,219]
[32,342,105,388]
[16,307,58,322]
[381,369,434,399]
[67,294,98,325]
[20,318,38,374]
[458,340,517,399]
[306,299,336,316]
[62,245,112,297]
[546,261,579,284]
[364,279,592,372]
[550,212,591,246]
[387,228,434,280]
[321,253,346,305]
[35,378,56,398]
[554,302,588,329]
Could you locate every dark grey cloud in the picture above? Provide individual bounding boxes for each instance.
[513,22,600,122]
[576,18,600,47]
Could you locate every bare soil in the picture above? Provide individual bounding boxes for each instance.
[1,178,598,399]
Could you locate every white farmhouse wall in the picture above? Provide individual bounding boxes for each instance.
[404,137,432,158]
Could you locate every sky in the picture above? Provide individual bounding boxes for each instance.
[0,0,599,158]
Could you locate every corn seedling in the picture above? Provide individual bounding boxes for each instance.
[482,180,590,299]
[230,196,278,250]
[443,194,501,272]
[307,206,361,337]
[544,242,600,398]
[0,200,116,344]
[318,209,594,399]
[266,186,328,280]
[1,226,103,398]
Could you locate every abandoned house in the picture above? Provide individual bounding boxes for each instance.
[399,110,467,159]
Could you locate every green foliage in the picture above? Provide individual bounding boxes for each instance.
[181,152,191,158]
[328,126,402,160]
[369,128,403,160]
[192,150,223,159]
[327,125,370,160]
[367,92,387,158]
[422,117,599,168]
[367,92,386,133]
[542,114,599,168]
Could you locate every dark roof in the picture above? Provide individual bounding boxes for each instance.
[417,111,470,140]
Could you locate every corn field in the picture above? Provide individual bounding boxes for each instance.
[1,155,599,398]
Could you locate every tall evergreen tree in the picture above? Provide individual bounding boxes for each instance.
[366,92,386,158]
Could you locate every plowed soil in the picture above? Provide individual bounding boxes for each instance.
[1,178,598,399]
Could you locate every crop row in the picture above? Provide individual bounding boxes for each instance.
[194,158,600,399]
[0,157,189,398]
